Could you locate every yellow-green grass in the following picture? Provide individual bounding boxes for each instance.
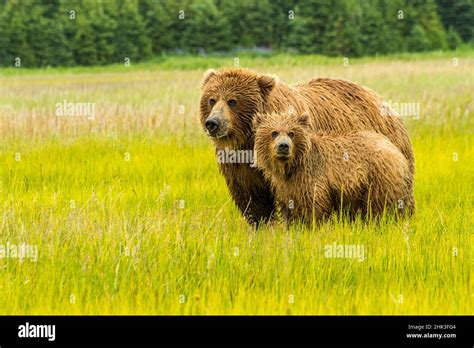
[0,53,472,314]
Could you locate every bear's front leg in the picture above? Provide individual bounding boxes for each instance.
[230,181,275,227]
[221,163,275,227]
[309,185,334,224]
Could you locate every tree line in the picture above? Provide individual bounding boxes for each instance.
[0,0,472,67]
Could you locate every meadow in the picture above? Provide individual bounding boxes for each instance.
[0,51,472,314]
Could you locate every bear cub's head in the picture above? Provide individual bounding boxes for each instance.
[254,112,311,177]
[200,68,276,147]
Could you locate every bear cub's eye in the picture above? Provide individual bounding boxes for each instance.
[227,99,237,107]
[209,98,216,106]
[288,132,295,138]
[271,131,278,139]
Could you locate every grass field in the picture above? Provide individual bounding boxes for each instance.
[0,52,472,314]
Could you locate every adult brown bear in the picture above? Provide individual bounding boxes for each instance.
[199,68,414,226]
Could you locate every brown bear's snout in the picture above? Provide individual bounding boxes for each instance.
[275,138,291,159]
[205,105,229,138]
[205,117,220,135]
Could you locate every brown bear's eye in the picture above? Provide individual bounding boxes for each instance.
[209,98,216,106]
[227,99,237,107]
[271,131,278,139]
[288,132,295,138]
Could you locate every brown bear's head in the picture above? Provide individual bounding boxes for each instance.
[199,68,276,148]
[253,112,311,177]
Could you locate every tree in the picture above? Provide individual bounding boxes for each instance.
[378,0,409,53]
[446,26,463,50]
[0,1,35,66]
[407,24,431,51]
[73,20,98,65]
[219,0,275,49]
[114,0,152,62]
[286,0,334,54]
[153,0,189,52]
[90,1,117,65]
[31,0,75,67]
[359,0,392,55]
[323,0,362,56]
[184,0,231,53]
[42,17,74,66]
[412,0,447,50]
[142,0,175,54]
[267,0,298,50]
[436,0,473,42]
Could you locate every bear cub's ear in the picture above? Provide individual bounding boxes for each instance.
[257,74,277,97]
[202,69,216,86]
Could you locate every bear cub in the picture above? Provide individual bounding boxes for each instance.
[253,112,414,224]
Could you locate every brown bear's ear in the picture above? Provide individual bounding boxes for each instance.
[297,114,310,127]
[253,112,265,127]
[202,69,216,86]
[257,74,276,97]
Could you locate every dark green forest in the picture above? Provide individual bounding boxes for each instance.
[0,0,472,67]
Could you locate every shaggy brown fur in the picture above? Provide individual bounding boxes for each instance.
[199,68,414,226]
[253,112,414,224]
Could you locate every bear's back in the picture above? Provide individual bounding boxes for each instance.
[314,131,406,166]
[310,131,408,187]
